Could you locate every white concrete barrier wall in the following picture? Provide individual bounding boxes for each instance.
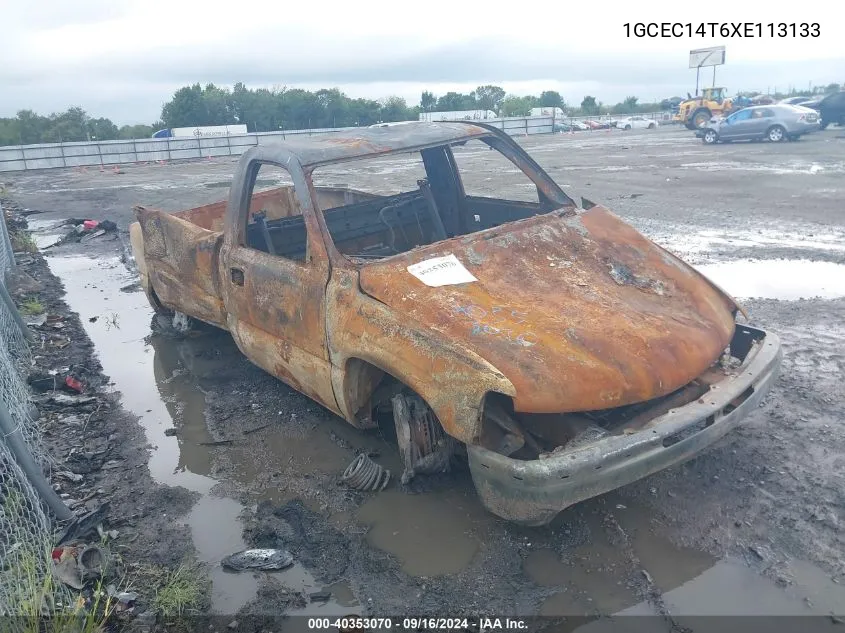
[0,113,669,172]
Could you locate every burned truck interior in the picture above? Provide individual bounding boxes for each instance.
[244,136,573,262]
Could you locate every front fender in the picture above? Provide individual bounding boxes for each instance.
[326,270,515,445]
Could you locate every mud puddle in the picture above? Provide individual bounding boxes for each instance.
[531,502,845,620]
[680,229,845,256]
[39,250,845,619]
[694,259,845,300]
[27,217,71,248]
[357,482,489,577]
[41,253,358,617]
[680,160,844,175]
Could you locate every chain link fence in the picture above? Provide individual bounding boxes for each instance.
[0,202,70,623]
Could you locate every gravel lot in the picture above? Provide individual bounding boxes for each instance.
[5,125,845,629]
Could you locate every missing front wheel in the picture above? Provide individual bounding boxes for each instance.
[391,393,459,485]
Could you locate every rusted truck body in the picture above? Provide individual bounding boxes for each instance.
[129,122,782,525]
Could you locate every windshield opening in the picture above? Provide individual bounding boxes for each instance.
[308,136,570,264]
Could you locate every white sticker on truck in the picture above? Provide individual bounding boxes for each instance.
[407,254,478,287]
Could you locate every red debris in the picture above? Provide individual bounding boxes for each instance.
[64,376,84,393]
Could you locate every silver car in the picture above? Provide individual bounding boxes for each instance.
[696,104,820,144]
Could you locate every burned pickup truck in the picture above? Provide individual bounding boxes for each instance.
[129,122,782,525]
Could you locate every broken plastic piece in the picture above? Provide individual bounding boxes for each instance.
[64,376,84,393]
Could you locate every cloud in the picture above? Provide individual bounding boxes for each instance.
[1,0,843,123]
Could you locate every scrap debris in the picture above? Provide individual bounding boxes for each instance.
[340,453,391,491]
[221,548,294,572]
[43,218,119,249]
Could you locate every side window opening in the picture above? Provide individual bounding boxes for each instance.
[243,162,307,263]
[308,136,566,263]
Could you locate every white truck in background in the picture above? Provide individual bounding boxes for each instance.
[530,107,566,118]
[418,110,499,122]
[152,125,248,139]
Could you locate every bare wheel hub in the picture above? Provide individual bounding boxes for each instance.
[392,393,457,484]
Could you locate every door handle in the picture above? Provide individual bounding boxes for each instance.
[230,267,245,286]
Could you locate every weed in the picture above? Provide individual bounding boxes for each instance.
[18,297,44,315]
[6,545,117,633]
[11,231,38,254]
[151,563,208,617]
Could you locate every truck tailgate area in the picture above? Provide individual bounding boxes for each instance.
[133,206,228,329]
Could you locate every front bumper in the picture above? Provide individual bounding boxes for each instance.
[467,324,782,526]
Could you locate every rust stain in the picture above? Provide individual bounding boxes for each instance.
[131,122,743,452]
[358,207,737,415]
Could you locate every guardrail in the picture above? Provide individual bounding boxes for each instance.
[0,112,674,173]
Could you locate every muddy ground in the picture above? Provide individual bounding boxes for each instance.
[3,126,845,631]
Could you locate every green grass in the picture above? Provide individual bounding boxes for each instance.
[149,562,208,617]
[4,544,115,633]
[18,297,44,315]
[11,231,39,254]
[2,491,120,633]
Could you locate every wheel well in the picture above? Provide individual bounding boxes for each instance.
[147,284,171,315]
[342,357,389,425]
[341,358,446,430]
[341,358,465,481]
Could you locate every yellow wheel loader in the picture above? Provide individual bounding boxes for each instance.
[674,87,735,130]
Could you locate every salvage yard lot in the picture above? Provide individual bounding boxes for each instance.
[7,126,845,623]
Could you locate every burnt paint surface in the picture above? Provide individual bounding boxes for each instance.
[132,125,739,447]
[358,206,738,415]
[325,268,514,443]
[169,185,376,231]
[134,206,228,328]
[221,243,339,414]
[252,122,490,167]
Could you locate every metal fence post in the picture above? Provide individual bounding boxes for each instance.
[0,399,73,521]
[0,202,16,271]
[0,282,32,342]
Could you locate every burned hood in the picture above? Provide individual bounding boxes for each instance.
[358,207,740,414]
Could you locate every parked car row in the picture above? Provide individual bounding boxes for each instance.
[553,116,660,133]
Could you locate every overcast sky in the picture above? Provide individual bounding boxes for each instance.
[2,0,843,124]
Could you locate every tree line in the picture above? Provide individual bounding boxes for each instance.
[1,82,841,146]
